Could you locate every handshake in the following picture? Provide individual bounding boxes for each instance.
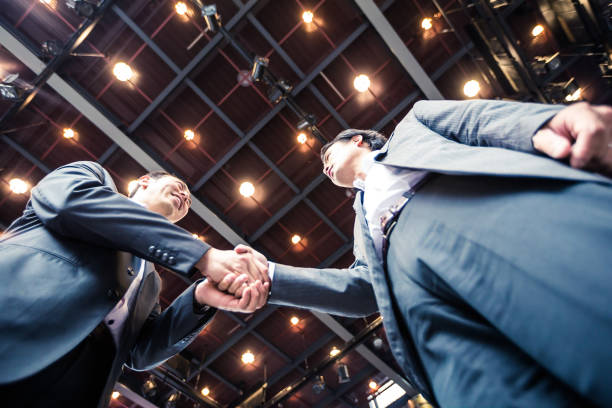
[193,244,270,313]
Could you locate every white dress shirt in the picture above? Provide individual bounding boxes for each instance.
[354,151,429,259]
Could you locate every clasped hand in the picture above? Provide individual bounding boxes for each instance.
[533,102,612,176]
[194,245,269,313]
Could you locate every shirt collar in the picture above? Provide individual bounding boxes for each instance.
[352,150,380,190]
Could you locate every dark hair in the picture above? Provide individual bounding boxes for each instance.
[320,129,388,162]
[129,170,172,198]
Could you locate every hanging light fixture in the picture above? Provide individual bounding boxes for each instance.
[113,62,133,82]
[353,74,370,93]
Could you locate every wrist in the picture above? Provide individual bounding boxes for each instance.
[193,280,212,314]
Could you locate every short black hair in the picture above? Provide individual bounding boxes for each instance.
[320,129,387,163]
[128,170,172,198]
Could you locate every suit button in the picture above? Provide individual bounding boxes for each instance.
[168,256,176,265]
[161,252,168,262]
[148,245,156,254]
[127,267,135,276]
[155,249,162,258]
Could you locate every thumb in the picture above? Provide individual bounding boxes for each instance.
[234,244,251,254]
[532,128,572,159]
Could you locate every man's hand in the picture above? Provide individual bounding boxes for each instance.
[532,102,612,176]
[234,244,268,267]
[195,247,268,291]
[194,277,269,313]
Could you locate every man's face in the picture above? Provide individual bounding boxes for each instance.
[135,175,192,223]
[322,136,368,188]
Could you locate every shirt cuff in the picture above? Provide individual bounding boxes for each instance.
[268,262,276,281]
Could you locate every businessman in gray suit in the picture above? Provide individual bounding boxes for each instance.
[0,161,269,407]
[237,100,612,407]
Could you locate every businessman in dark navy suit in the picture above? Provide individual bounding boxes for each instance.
[0,162,269,407]
[238,100,612,407]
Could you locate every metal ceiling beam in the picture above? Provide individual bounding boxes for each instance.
[0,22,246,246]
[313,311,416,395]
[0,0,116,127]
[313,366,378,408]
[114,383,160,408]
[352,0,444,100]
[1,135,51,173]
[112,5,347,245]
[126,0,260,134]
[249,40,473,243]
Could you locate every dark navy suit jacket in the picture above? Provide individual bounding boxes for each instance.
[269,100,612,406]
[0,161,216,407]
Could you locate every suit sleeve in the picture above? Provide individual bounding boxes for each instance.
[269,257,378,317]
[29,161,209,276]
[127,280,216,371]
[410,99,564,153]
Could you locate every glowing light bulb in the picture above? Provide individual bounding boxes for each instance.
[531,24,544,37]
[184,129,195,141]
[302,10,314,23]
[111,391,120,399]
[9,178,29,194]
[39,0,51,4]
[63,128,75,139]
[291,234,301,244]
[290,316,299,325]
[565,88,582,102]
[239,181,255,197]
[421,17,433,30]
[463,80,480,98]
[175,2,188,16]
[192,233,200,239]
[297,132,307,144]
[201,387,210,396]
[127,180,139,195]
[330,347,340,357]
[242,350,255,364]
[353,74,370,93]
[113,62,133,82]
[369,380,378,390]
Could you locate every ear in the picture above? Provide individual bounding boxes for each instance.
[351,135,363,146]
[138,175,151,190]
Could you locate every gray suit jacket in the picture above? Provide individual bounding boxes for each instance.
[0,161,216,407]
[269,99,612,398]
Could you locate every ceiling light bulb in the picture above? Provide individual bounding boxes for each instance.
[201,387,210,396]
[111,391,120,399]
[113,62,133,82]
[291,234,301,244]
[63,128,75,139]
[421,17,433,30]
[127,180,139,195]
[302,10,314,23]
[290,316,299,325]
[241,350,255,364]
[239,181,255,197]
[184,129,195,141]
[353,74,370,93]
[463,79,480,98]
[565,88,582,101]
[192,233,200,239]
[297,132,307,144]
[175,2,188,15]
[9,178,29,194]
[329,347,340,357]
[369,380,378,390]
[531,24,544,37]
[40,0,51,4]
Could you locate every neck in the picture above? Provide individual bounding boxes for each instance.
[353,150,370,182]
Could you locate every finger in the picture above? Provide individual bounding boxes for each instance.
[245,281,260,312]
[234,244,251,254]
[237,286,252,311]
[227,274,249,295]
[254,280,269,309]
[216,273,236,292]
[570,123,606,169]
[532,128,572,159]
